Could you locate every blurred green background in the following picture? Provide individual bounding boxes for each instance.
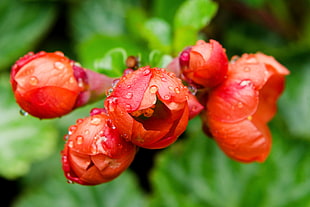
[1,0,310,206]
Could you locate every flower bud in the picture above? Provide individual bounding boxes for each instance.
[203,53,289,163]
[62,113,137,185]
[105,66,202,149]
[180,39,229,88]
[10,51,113,119]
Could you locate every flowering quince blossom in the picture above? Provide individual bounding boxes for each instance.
[178,39,229,88]
[62,113,137,185]
[105,66,203,149]
[202,53,290,163]
[10,51,113,119]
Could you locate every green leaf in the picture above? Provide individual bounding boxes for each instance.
[141,18,172,54]
[94,48,128,77]
[148,50,173,68]
[278,61,310,139]
[173,0,218,53]
[69,0,140,43]
[152,0,186,24]
[0,74,58,179]
[13,152,147,207]
[174,0,218,31]
[76,34,145,72]
[149,117,310,207]
[0,0,57,71]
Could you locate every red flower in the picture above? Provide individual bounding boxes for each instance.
[62,113,137,185]
[105,66,203,149]
[10,51,113,119]
[203,53,289,163]
[180,39,229,88]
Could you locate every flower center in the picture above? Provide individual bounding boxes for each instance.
[130,105,155,118]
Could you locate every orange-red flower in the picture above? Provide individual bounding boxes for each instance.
[180,39,229,88]
[203,53,289,163]
[10,51,113,119]
[62,113,137,185]
[105,66,203,149]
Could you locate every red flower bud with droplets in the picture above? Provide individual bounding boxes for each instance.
[10,51,113,119]
[180,39,229,88]
[105,66,203,149]
[62,113,137,185]
[202,53,289,163]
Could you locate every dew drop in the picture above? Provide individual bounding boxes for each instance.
[101,136,108,142]
[127,85,132,89]
[237,102,243,108]
[125,104,132,110]
[77,78,84,88]
[19,109,28,116]
[188,85,197,95]
[239,80,251,87]
[106,88,113,97]
[174,87,180,94]
[168,86,173,91]
[122,133,129,141]
[244,67,251,72]
[149,85,158,93]
[68,125,77,134]
[68,77,74,84]
[125,92,133,99]
[67,179,74,184]
[63,134,69,141]
[91,144,98,154]
[84,129,90,135]
[112,79,120,88]
[76,119,84,124]
[54,61,65,70]
[90,117,101,125]
[161,77,167,82]
[29,76,38,85]
[76,135,84,145]
[163,94,171,100]
[68,140,74,148]
[143,69,151,76]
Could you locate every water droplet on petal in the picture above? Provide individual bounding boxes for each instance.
[149,85,158,93]
[68,125,77,134]
[174,87,180,94]
[125,104,132,110]
[161,77,167,82]
[68,140,74,148]
[76,119,83,124]
[91,144,98,154]
[63,134,69,141]
[244,67,251,72]
[127,85,132,89]
[90,117,101,125]
[76,135,84,144]
[237,102,243,108]
[29,76,38,85]
[122,133,129,141]
[188,85,197,95]
[67,179,74,184]
[69,77,76,84]
[77,78,84,88]
[163,94,171,100]
[84,129,89,135]
[54,61,65,70]
[125,92,133,99]
[112,79,120,88]
[19,109,28,116]
[143,69,151,76]
[239,80,252,87]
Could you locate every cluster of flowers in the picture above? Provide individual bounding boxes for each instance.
[10,39,289,185]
